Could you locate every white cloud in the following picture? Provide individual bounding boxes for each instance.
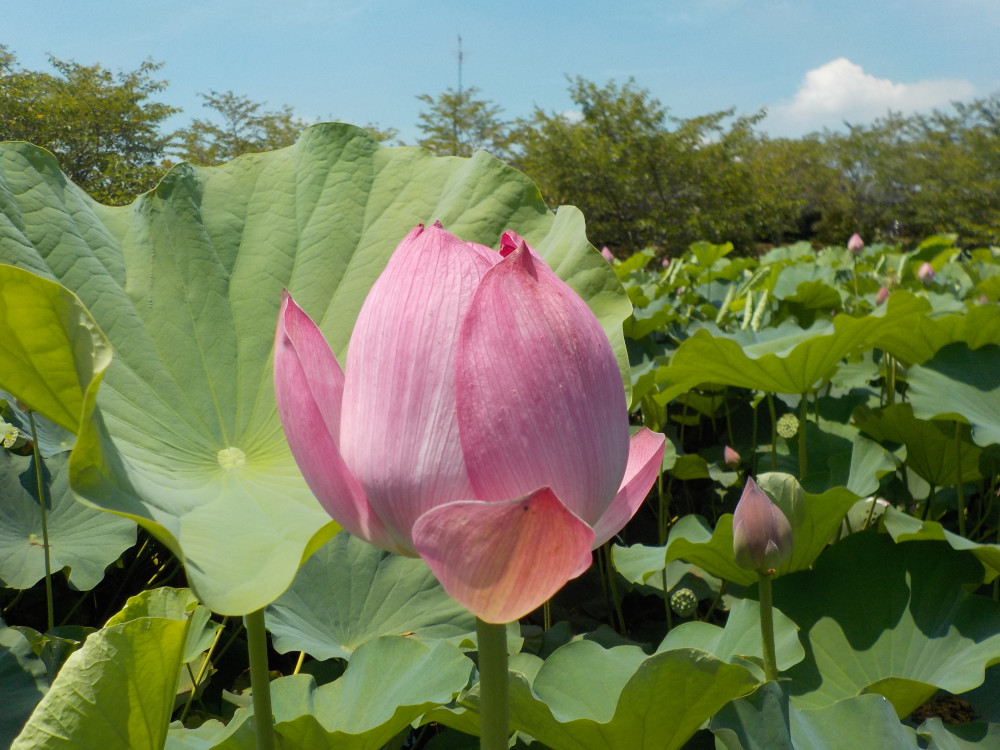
[766,58,975,136]
[560,110,584,124]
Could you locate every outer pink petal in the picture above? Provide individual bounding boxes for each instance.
[411,488,595,623]
[455,235,629,527]
[340,224,499,551]
[274,292,402,552]
[590,428,665,548]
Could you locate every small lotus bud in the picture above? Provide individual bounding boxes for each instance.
[670,588,699,617]
[776,413,799,439]
[979,295,989,305]
[876,285,890,306]
[600,247,615,263]
[847,233,864,255]
[918,262,935,285]
[661,257,671,268]
[724,445,741,469]
[732,477,793,575]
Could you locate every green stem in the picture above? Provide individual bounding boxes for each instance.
[751,396,760,476]
[604,544,627,635]
[798,393,808,479]
[28,412,54,632]
[767,394,777,472]
[955,423,967,538]
[243,609,275,750]
[758,572,778,682]
[476,618,510,750]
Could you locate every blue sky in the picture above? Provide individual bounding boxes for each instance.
[5,0,999,144]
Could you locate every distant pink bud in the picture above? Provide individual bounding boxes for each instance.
[979,295,989,305]
[918,262,935,285]
[876,285,890,306]
[724,446,741,469]
[847,233,864,255]
[661,257,671,268]
[600,246,615,262]
[732,477,793,575]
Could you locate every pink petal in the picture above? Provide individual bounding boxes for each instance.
[590,428,665,548]
[274,292,400,552]
[455,234,629,527]
[411,488,595,623]
[339,224,499,550]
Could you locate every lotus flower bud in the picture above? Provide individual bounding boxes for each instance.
[670,588,698,617]
[732,477,793,575]
[918,262,935,285]
[876,285,890,306]
[661,257,671,268]
[724,445,741,469]
[847,233,864,255]
[600,246,615,263]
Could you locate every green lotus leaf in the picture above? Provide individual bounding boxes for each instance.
[854,403,982,486]
[0,626,49,748]
[908,343,1000,448]
[916,718,1000,750]
[265,532,475,661]
[711,681,919,749]
[773,533,1000,716]
[500,640,758,750]
[881,506,1000,581]
[11,599,191,749]
[664,474,860,586]
[655,293,926,402]
[657,598,805,673]
[0,449,135,591]
[871,293,1000,364]
[0,126,631,615]
[166,637,472,750]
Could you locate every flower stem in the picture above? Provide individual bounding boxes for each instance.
[798,393,808,479]
[476,618,510,750]
[27,412,54,632]
[758,572,778,682]
[243,609,275,750]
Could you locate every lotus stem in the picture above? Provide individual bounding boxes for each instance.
[27,412,54,632]
[798,394,808,479]
[476,618,510,750]
[604,544,627,635]
[757,572,779,681]
[955,423,967,538]
[244,609,276,750]
[767,394,778,472]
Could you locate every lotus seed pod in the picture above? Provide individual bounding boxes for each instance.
[776,413,800,439]
[670,588,699,617]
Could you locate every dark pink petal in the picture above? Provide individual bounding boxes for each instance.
[339,224,499,550]
[456,235,629,527]
[591,428,665,548]
[411,488,595,623]
[274,292,400,552]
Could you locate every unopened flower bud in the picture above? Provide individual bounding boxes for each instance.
[600,247,614,263]
[732,477,793,575]
[876,285,890,306]
[918,262,935,285]
[724,445,741,469]
[847,233,864,255]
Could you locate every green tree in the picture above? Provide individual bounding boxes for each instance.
[0,47,178,204]
[415,86,512,159]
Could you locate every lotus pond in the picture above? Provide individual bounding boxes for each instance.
[1,124,999,749]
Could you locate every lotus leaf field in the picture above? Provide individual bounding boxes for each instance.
[1,124,999,749]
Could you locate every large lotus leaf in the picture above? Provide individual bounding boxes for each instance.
[0,391,77,458]
[711,681,918,749]
[854,403,983,487]
[664,474,861,586]
[908,343,1000,448]
[265,531,475,660]
[655,294,927,402]
[12,600,191,749]
[657,598,805,673]
[166,637,472,750]
[871,294,1000,364]
[0,449,135,590]
[881,507,1000,581]
[500,641,758,750]
[0,126,631,615]
[772,533,1000,716]
[917,718,1000,749]
[0,626,49,748]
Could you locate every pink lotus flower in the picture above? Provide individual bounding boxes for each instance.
[274,223,665,623]
[600,246,615,262]
[723,445,741,469]
[732,477,793,575]
[847,233,864,255]
[875,285,890,306]
[918,262,935,285]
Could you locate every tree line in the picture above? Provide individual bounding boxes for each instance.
[2,47,997,254]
